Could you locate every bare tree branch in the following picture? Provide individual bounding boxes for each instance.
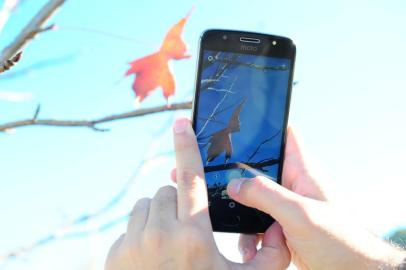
[0,101,192,132]
[0,0,65,63]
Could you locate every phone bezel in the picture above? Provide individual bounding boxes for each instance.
[191,29,296,233]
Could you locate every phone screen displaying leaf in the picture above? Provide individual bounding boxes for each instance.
[195,50,291,200]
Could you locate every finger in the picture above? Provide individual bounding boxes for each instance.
[173,118,210,223]
[146,185,177,228]
[105,234,125,270]
[283,126,328,201]
[282,126,309,189]
[227,176,305,228]
[262,222,285,249]
[246,222,290,270]
[126,198,151,241]
[170,168,177,183]
[284,126,304,162]
[239,234,261,263]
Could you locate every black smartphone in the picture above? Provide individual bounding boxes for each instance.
[192,30,296,233]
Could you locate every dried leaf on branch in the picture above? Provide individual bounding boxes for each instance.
[125,9,193,108]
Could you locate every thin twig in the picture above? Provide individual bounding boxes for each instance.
[33,104,41,120]
[0,101,192,132]
[0,0,66,63]
[246,131,281,163]
[196,77,236,138]
[240,131,282,175]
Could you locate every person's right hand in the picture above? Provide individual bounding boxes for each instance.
[230,127,406,270]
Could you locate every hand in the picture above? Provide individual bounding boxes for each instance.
[237,127,328,263]
[229,128,406,270]
[105,118,290,270]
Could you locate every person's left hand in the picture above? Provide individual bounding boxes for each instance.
[105,118,290,270]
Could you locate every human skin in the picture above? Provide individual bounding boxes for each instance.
[227,127,406,270]
[106,118,405,270]
[105,118,290,270]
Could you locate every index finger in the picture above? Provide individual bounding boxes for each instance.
[172,118,210,224]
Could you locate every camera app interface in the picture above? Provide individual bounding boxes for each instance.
[196,50,291,210]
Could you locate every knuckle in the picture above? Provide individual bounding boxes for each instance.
[177,168,204,187]
[106,235,138,268]
[155,185,177,199]
[152,186,177,213]
[288,198,321,232]
[131,197,151,215]
[175,133,196,150]
[177,225,207,253]
[121,237,138,257]
[143,227,167,249]
[241,176,267,197]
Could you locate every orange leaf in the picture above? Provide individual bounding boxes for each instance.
[125,9,193,108]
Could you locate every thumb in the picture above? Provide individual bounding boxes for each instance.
[227,176,305,228]
[235,222,291,270]
[248,222,291,270]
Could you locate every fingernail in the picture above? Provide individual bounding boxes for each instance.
[239,246,248,256]
[173,118,188,134]
[228,178,245,195]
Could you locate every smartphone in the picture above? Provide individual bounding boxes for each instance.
[192,30,296,233]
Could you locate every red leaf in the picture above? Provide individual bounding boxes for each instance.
[125,9,193,108]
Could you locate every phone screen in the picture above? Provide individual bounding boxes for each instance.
[193,32,295,233]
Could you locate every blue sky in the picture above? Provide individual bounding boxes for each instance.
[1,0,405,269]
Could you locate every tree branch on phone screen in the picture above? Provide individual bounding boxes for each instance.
[246,130,281,163]
[237,132,282,175]
[196,76,237,138]
[203,158,279,173]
